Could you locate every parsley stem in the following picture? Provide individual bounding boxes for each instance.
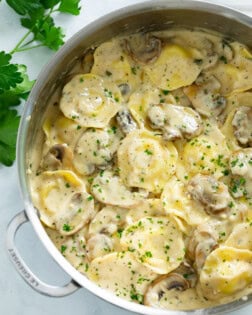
[10,30,33,55]
[21,38,35,48]
[14,44,45,53]
[9,6,53,55]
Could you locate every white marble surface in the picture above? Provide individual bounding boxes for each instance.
[1,0,252,314]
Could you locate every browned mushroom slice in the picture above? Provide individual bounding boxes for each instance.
[147,103,203,141]
[144,263,197,306]
[187,224,218,270]
[187,174,232,215]
[40,144,73,171]
[232,106,252,147]
[173,262,198,288]
[184,76,226,117]
[116,109,137,134]
[125,34,162,64]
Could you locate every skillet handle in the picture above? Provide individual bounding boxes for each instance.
[6,210,80,297]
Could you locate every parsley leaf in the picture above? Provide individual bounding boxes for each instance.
[0,92,22,109]
[0,64,34,111]
[1,0,82,166]
[34,18,65,51]
[12,65,35,95]
[0,110,20,166]
[0,52,23,94]
[59,0,81,15]
[6,0,43,16]
[40,0,61,9]
[21,16,65,51]
[0,62,30,166]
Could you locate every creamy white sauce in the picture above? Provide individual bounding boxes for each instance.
[29,28,252,311]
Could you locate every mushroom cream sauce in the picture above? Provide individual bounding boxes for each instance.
[29,28,252,310]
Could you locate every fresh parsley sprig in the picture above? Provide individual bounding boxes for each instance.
[0,0,81,166]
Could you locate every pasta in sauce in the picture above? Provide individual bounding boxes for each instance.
[29,28,252,310]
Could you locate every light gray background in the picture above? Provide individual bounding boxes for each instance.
[0,1,252,314]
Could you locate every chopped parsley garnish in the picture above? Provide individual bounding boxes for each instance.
[108,126,117,134]
[144,251,153,258]
[131,67,137,75]
[144,149,153,155]
[62,224,72,232]
[222,169,229,176]
[61,245,67,253]
[85,263,89,272]
[117,228,124,238]
[231,158,239,167]
[130,285,144,304]
[162,89,170,95]
[219,55,228,64]
[230,177,247,195]
[104,88,113,98]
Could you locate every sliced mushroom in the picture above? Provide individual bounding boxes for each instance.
[91,170,144,208]
[187,174,232,215]
[86,234,114,261]
[184,76,226,117]
[116,109,137,134]
[144,262,197,307]
[229,148,252,198]
[147,103,203,141]
[232,106,252,147]
[125,34,162,64]
[40,144,73,171]
[187,223,219,270]
[173,261,198,288]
